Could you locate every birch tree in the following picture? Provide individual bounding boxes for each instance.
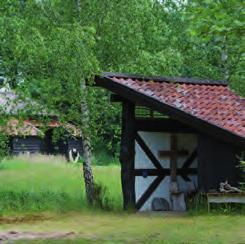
[0,0,98,204]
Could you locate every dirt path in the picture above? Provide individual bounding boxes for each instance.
[0,231,76,242]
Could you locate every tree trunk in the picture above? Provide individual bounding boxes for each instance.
[75,0,94,205]
[80,82,94,205]
[221,36,229,81]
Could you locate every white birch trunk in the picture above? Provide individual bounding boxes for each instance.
[80,81,94,205]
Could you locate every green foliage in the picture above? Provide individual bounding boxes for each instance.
[240,160,245,190]
[187,193,245,215]
[187,0,245,94]
[0,0,244,155]
[0,133,9,161]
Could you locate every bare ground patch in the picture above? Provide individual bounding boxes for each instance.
[0,215,51,224]
[0,231,77,242]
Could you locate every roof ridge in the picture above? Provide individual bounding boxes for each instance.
[102,72,228,86]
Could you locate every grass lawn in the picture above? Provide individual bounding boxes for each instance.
[0,155,122,213]
[0,212,245,243]
[0,156,244,243]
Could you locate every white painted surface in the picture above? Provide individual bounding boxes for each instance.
[135,132,197,211]
[135,132,170,169]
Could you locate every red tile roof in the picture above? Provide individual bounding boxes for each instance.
[96,73,245,144]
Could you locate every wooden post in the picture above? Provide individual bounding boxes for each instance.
[120,100,136,210]
[170,135,178,183]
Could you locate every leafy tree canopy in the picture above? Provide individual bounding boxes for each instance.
[0,0,244,154]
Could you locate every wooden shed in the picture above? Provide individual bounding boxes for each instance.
[95,72,245,211]
[0,87,83,158]
[7,119,83,157]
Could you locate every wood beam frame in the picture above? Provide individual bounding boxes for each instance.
[133,168,197,176]
[133,132,198,209]
[110,94,125,103]
[136,118,195,133]
[135,133,162,170]
[120,100,136,210]
[136,175,165,210]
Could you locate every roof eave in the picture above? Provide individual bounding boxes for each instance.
[101,72,228,86]
[95,76,245,148]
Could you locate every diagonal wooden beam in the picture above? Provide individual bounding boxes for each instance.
[182,149,197,169]
[180,150,197,182]
[135,133,163,170]
[136,175,165,210]
[180,174,191,182]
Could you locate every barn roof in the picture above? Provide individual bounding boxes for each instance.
[0,87,81,137]
[2,119,82,137]
[95,72,245,147]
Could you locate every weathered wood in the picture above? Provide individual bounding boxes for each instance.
[136,118,195,133]
[207,193,245,212]
[11,136,42,155]
[198,135,241,192]
[120,100,136,210]
[134,133,198,210]
[133,168,197,177]
[158,150,188,157]
[133,169,170,176]
[179,149,197,182]
[182,149,197,169]
[110,94,125,103]
[170,135,178,182]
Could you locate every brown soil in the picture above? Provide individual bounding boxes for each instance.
[0,231,76,242]
[0,215,50,224]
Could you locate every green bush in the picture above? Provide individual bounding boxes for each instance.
[0,132,9,162]
[240,160,245,190]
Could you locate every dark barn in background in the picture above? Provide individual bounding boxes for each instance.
[96,72,245,211]
[0,87,83,158]
[6,119,83,158]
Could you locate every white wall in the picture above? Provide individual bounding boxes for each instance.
[135,131,197,211]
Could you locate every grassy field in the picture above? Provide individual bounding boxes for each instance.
[1,212,245,243]
[0,156,244,243]
[0,155,122,213]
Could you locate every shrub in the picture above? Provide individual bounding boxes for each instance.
[0,132,9,162]
[240,161,245,190]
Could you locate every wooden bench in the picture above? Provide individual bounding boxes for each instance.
[207,193,245,212]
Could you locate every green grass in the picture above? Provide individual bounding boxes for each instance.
[0,156,245,243]
[1,212,245,243]
[0,156,122,214]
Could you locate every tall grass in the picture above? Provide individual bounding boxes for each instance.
[0,155,122,214]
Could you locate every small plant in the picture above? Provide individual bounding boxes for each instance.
[240,160,245,190]
[93,182,111,210]
[186,193,207,214]
[0,132,9,163]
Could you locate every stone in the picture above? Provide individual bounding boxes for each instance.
[152,197,170,211]
[171,192,186,211]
